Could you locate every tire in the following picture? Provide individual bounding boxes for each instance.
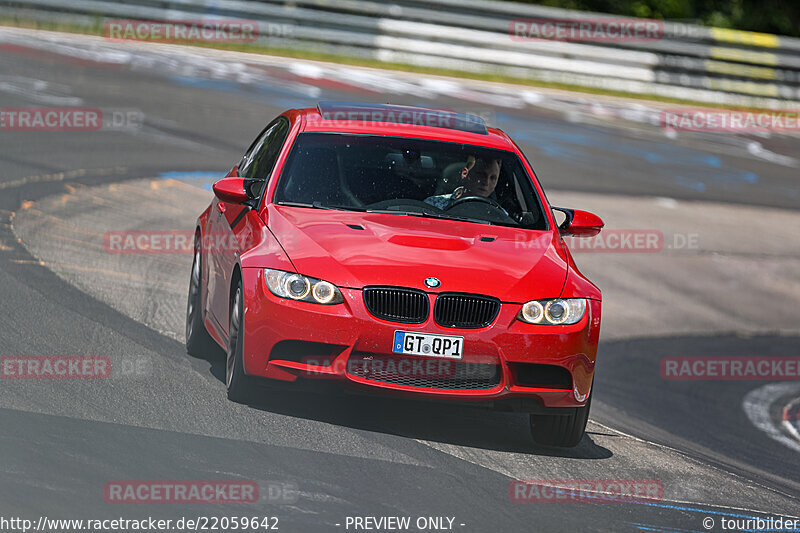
[226,280,255,403]
[186,235,217,356]
[529,393,591,448]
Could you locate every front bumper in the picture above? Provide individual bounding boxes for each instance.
[241,268,600,408]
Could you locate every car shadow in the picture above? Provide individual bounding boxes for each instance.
[238,378,612,458]
[189,332,800,489]
[188,345,611,457]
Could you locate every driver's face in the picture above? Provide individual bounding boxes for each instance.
[463,159,500,197]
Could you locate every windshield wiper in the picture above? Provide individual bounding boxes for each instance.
[314,202,369,212]
[277,201,368,212]
[277,201,315,208]
[421,211,492,225]
[279,202,491,225]
[367,209,491,225]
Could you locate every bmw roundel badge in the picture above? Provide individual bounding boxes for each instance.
[424,277,441,288]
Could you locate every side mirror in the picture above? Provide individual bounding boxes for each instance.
[212,177,249,204]
[553,207,604,237]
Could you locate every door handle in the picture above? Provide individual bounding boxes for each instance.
[216,202,226,214]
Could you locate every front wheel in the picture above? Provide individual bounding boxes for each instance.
[529,393,591,448]
[226,281,255,403]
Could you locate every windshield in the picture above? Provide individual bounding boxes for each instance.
[274,133,547,229]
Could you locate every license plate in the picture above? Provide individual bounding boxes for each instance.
[392,331,463,359]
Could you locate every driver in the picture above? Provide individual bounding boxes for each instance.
[425,156,502,210]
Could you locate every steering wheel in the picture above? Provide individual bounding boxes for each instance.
[446,195,504,211]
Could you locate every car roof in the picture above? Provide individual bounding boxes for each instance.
[294,103,517,151]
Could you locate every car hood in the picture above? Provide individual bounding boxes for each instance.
[266,206,568,302]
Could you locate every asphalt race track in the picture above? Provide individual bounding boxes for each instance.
[1,27,799,533]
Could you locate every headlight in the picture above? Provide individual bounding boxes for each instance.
[265,269,344,304]
[518,298,586,325]
[520,300,544,323]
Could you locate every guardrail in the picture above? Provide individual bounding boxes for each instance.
[3,0,800,108]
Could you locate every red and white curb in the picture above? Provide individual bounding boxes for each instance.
[743,383,800,453]
[782,396,800,444]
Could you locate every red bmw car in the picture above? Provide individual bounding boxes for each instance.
[186,102,604,447]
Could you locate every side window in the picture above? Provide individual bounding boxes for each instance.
[239,124,274,178]
[245,118,290,181]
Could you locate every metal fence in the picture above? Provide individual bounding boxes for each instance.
[3,0,800,107]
